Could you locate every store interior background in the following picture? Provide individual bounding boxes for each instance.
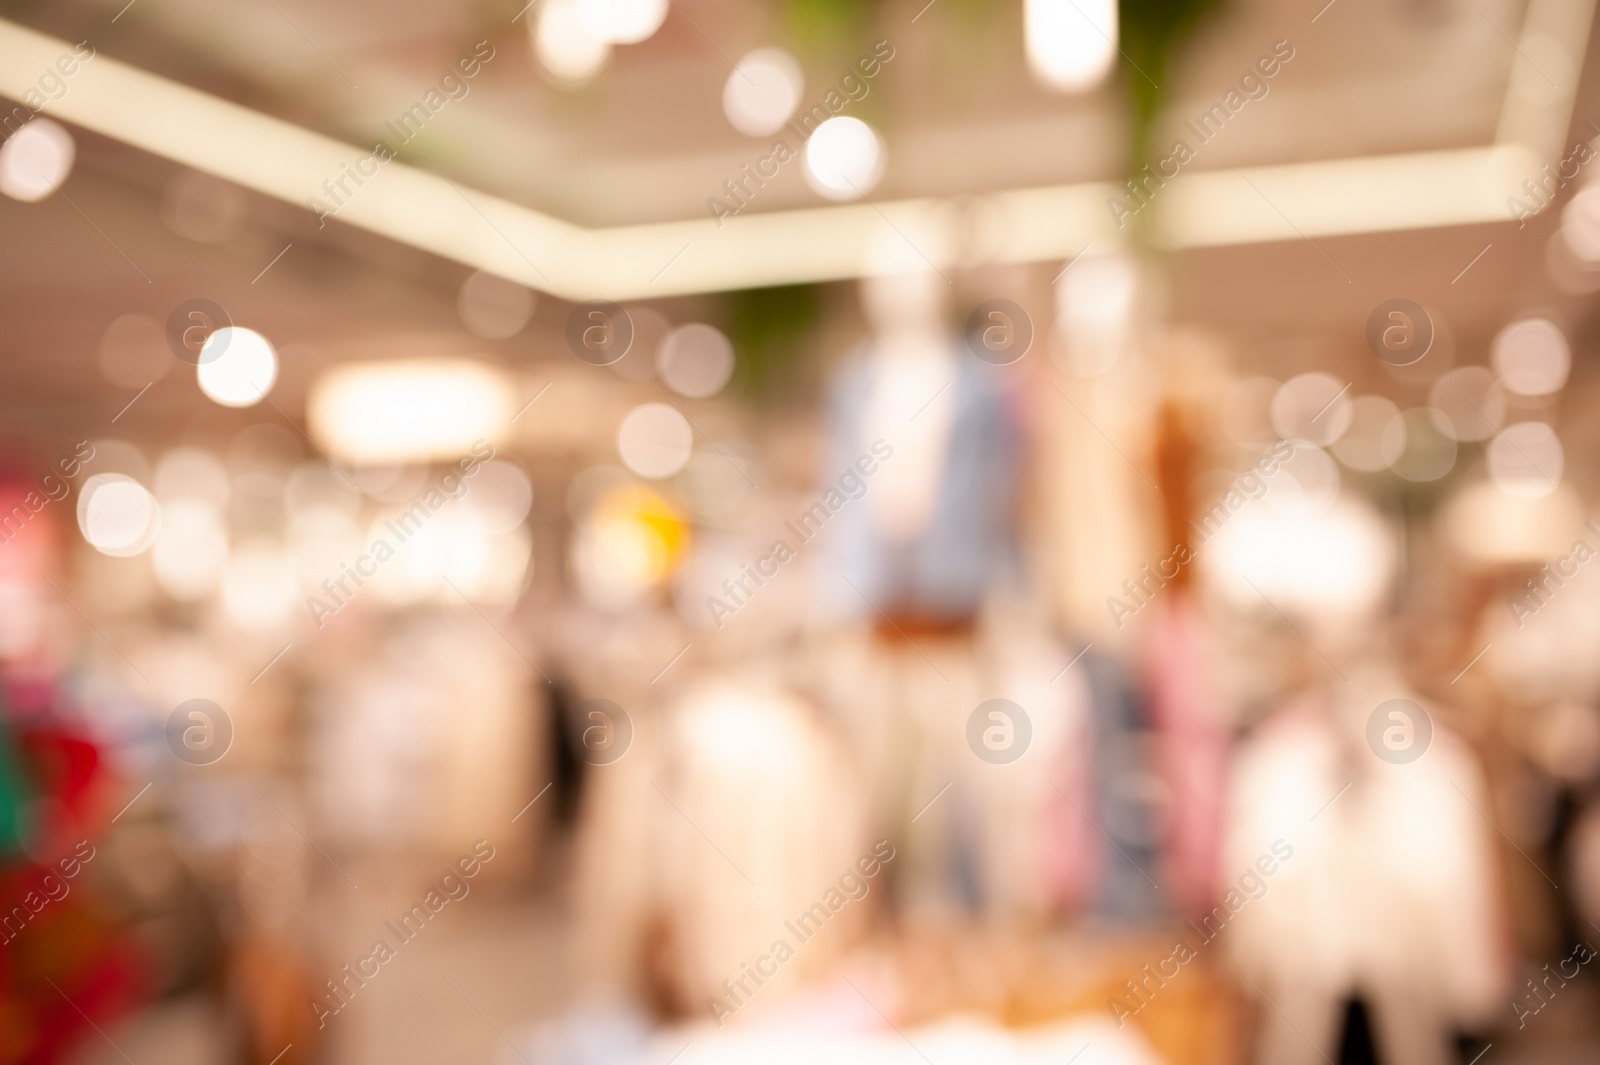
[3,0,1600,1062]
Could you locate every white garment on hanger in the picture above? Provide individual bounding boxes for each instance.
[1224,692,1507,1065]
[862,331,957,545]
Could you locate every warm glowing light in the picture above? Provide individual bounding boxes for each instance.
[576,520,661,609]
[1262,445,1340,518]
[1547,229,1600,296]
[723,48,804,136]
[222,541,298,630]
[0,117,73,202]
[457,271,535,340]
[1442,481,1584,564]
[1052,253,1137,376]
[1562,185,1600,263]
[535,0,611,85]
[1024,0,1117,93]
[156,448,231,508]
[1491,317,1569,396]
[1331,396,1405,472]
[571,483,687,610]
[153,500,229,600]
[452,523,532,605]
[617,403,693,478]
[290,505,361,590]
[78,474,160,557]
[460,460,533,533]
[657,323,735,398]
[367,508,531,607]
[679,682,809,766]
[1205,498,1395,618]
[803,117,884,201]
[1428,367,1503,442]
[308,358,512,465]
[1488,421,1563,497]
[1270,373,1352,447]
[197,327,277,408]
[576,0,668,44]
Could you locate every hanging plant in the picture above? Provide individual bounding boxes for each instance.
[783,0,890,53]
[1117,0,1229,233]
[724,283,823,399]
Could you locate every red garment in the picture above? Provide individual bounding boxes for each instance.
[0,715,147,1064]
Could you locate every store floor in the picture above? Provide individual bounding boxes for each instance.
[68,890,570,1065]
[65,887,1600,1065]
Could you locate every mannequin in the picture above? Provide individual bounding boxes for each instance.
[824,267,1016,627]
[820,266,1029,919]
[858,269,959,552]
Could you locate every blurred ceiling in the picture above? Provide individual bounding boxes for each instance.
[0,0,1569,217]
[1,0,1599,452]
[0,0,1591,299]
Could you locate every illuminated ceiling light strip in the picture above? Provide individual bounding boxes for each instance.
[0,12,1586,300]
[1494,0,1596,160]
[1152,145,1541,249]
[0,19,584,289]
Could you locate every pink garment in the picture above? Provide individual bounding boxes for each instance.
[1045,685,1100,913]
[1144,594,1229,916]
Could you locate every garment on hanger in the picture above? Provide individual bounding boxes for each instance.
[822,347,1017,625]
[1224,694,1509,1065]
[967,629,1098,919]
[1143,595,1229,916]
[1032,358,1160,648]
[573,675,868,1018]
[1077,649,1162,922]
[0,687,146,1065]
